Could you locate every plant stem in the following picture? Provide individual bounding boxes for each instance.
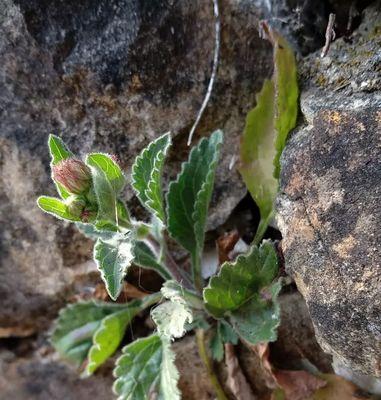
[165,250,194,290]
[145,234,193,289]
[140,291,162,309]
[192,255,204,294]
[253,212,273,246]
[253,219,266,246]
[196,329,228,400]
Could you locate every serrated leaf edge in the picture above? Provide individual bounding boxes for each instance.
[151,300,193,340]
[160,338,181,400]
[131,132,171,222]
[166,130,223,289]
[192,130,223,258]
[93,237,133,301]
[203,240,278,316]
[112,334,163,399]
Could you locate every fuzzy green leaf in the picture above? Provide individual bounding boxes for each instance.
[161,280,204,310]
[151,300,193,340]
[239,28,298,243]
[51,301,124,366]
[87,153,126,194]
[185,315,210,331]
[239,80,277,241]
[132,241,171,280]
[272,29,299,179]
[86,154,128,227]
[219,320,239,345]
[160,338,180,400]
[86,308,139,375]
[210,320,239,362]
[76,222,115,241]
[94,234,134,300]
[86,294,160,375]
[116,200,131,226]
[230,280,282,345]
[210,326,224,362]
[49,134,73,165]
[48,134,73,199]
[113,334,180,400]
[113,335,162,399]
[37,196,81,222]
[167,130,223,287]
[132,133,171,222]
[89,165,118,224]
[203,241,278,318]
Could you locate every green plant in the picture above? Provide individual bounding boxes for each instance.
[239,22,298,244]
[38,130,281,399]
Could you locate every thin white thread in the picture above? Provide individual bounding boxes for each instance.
[187,0,220,146]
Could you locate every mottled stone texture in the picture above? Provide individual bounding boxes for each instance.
[253,0,374,55]
[277,4,381,377]
[0,0,272,334]
[1,0,380,396]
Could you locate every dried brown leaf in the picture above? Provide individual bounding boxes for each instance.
[217,230,240,263]
[274,370,326,400]
[307,374,370,400]
[0,326,36,338]
[225,343,257,400]
[120,281,149,299]
[93,282,110,301]
[251,342,277,389]
[250,342,327,399]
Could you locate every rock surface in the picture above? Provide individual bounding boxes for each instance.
[277,3,381,378]
[253,0,374,55]
[1,0,380,396]
[0,0,273,334]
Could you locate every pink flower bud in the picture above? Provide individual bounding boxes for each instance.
[53,158,92,195]
[80,209,96,223]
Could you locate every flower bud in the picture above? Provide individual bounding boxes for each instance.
[80,209,97,223]
[53,158,92,195]
[65,195,86,218]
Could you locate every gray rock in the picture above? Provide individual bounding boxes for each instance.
[0,0,272,334]
[0,351,115,400]
[253,0,329,55]
[252,0,374,55]
[276,3,381,378]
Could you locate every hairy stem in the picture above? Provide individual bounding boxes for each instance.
[165,251,194,290]
[145,234,193,289]
[192,254,204,294]
[196,329,228,400]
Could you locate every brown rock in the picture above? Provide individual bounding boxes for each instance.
[277,3,381,378]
